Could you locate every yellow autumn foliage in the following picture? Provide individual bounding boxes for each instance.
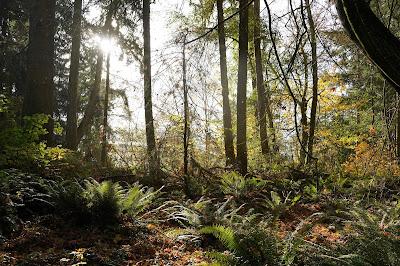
[343,142,400,178]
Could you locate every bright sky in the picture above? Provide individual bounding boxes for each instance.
[93,0,290,134]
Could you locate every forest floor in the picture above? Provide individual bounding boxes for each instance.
[0,202,342,265]
[0,216,209,265]
[1,167,398,266]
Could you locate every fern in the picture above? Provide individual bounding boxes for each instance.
[200,225,238,251]
[121,183,161,217]
[48,180,90,224]
[83,179,125,225]
[200,224,280,266]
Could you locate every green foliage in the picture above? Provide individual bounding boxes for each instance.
[42,178,162,226]
[0,113,68,170]
[121,182,161,217]
[200,224,280,266]
[84,179,125,225]
[48,180,91,225]
[220,171,267,200]
[0,169,55,236]
[263,191,301,219]
[165,197,256,228]
[335,208,400,266]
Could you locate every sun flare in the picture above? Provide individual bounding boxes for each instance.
[93,35,117,54]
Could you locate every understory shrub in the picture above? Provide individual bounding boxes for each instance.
[0,113,68,171]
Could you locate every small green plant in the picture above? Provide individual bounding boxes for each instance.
[165,197,256,228]
[81,179,161,225]
[48,180,91,225]
[200,224,279,266]
[220,171,267,200]
[303,184,318,201]
[0,191,18,237]
[84,179,125,225]
[121,182,161,217]
[264,191,301,219]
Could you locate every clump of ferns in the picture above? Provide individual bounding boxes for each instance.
[220,171,268,202]
[49,178,161,226]
[302,204,400,266]
[199,223,281,266]
[0,169,55,217]
[163,197,259,244]
[47,179,91,224]
[262,190,302,221]
[164,196,258,228]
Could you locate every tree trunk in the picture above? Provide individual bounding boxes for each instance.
[397,95,400,160]
[24,0,56,145]
[305,0,318,165]
[336,0,400,92]
[300,49,309,166]
[236,0,249,175]
[77,8,113,144]
[77,48,104,143]
[182,43,189,177]
[264,63,277,152]
[66,0,82,150]
[253,0,269,155]
[143,0,160,179]
[216,0,235,166]
[101,53,110,167]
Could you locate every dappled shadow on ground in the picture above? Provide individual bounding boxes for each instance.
[0,216,208,265]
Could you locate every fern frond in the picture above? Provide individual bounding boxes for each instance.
[200,225,238,251]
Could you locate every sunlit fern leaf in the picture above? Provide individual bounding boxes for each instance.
[200,225,238,252]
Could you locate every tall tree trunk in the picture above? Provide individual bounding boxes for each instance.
[143,0,160,179]
[24,0,56,145]
[216,0,235,166]
[336,0,400,92]
[264,64,277,152]
[253,0,269,155]
[182,43,189,177]
[77,8,113,143]
[305,0,318,165]
[101,53,110,166]
[236,0,249,175]
[299,49,309,166]
[397,95,400,160]
[66,0,82,150]
[182,42,191,196]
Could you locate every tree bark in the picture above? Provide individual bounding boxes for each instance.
[143,0,160,179]
[305,0,318,165]
[236,0,249,175]
[66,0,82,150]
[216,0,235,166]
[397,95,400,160]
[300,49,309,166]
[24,0,56,145]
[253,0,269,155]
[336,0,400,92]
[264,63,277,152]
[101,53,110,167]
[182,43,189,178]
